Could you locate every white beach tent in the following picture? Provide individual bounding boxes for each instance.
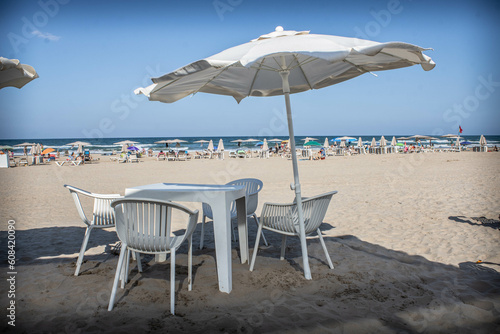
[479,135,487,152]
[135,26,435,279]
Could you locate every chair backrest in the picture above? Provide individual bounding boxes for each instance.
[226,178,263,215]
[261,191,337,235]
[111,198,199,253]
[64,185,122,227]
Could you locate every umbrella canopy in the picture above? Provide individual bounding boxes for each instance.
[304,140,322,147]
[302,137,318,142]
[0,57,39,89]
[114,140,139,146]
[218,139,225,151]
[371,138,377,147]
[323,137,329,147]
[66,141,91,147]
[262,139,268,151]
[268,138,283,142]
[207,140,214,151]
[380,136,387,147]
[194,139,210,144]
[333,136,356,142]
[127,146,139,151]
[460,141,472,145]
[340,140,346,148]
[243,138,259,142]
[391,136,397,146]
[15,142,36,147]
[0,145,14,151]
[230,139,245,143]
[134,26,434,280]
[479,135,487,146]
[357,137,364,147]
[42,148,55,155]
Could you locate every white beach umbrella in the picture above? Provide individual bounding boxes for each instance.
[66,141,91,147]
[268,138,283,142]
[357,137,363,147]
[479,135,487,147]
[0,57,39,89]
[194,139,210,147]
[218,138,225,151]
[323,137,329,148]
[207,140,214,151]
[380,136,387,147]
[302,137,318,143]
[391,136,397,146]
[262,138,268,151]
[340,140,346,148]
[135,26,435,279]
[371,138,377,147]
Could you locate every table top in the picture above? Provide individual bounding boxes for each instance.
[126,183,244,192]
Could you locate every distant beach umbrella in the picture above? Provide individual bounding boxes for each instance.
[41,148,55,155]
[323,137,329,147]
[479,135,487,147]
[380,136,387,147]
[194,140,210,147]
[66,141,91,147]
[371,138,377,147]
[339,140,346,148]
[357,137,363,147]
[207,140,214,151]
[334,136,356,142]
[305,141,322,147]
[134,26,435,280]
[218,139,224,151]
[127,146,139,151]
[114,140,139,146]
[302,137,318,143]
[262,138,268,151]
[0,57,39,89]
[268,138,283,142]
[391,136,397,146]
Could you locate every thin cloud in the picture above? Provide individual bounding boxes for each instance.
[32,30,61,41]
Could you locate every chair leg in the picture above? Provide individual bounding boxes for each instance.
[135,252,143,273]
[252,214,268,246]
[280,235,287,260]
[317,229,334,269]
[249,220,264,271]
[170,248,176,315]
[188,236,193,291]
[121,249,131,288]
[108,245,127,311]
[199,215,206,250]
[75,226,93,276]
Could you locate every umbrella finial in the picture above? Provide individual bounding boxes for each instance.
[276,26,284,32]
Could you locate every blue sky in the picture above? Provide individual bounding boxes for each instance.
[1,0,499,139]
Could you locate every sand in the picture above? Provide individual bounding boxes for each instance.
[0,151,499,333]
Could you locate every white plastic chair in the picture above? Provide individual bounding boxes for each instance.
[108,198,199,315]
[250,191,337,273]
[199,178,268,249]
[64,185,123,276]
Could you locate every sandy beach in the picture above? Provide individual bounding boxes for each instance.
[1,151,499,333]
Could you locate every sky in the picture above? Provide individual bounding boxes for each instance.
[1,0,499,140]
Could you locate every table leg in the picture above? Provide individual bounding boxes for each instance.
[211,197,233,293]
[235,197,249,264]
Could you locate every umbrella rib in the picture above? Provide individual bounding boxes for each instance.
[293,54,314,90]
[247,59,265,96]
[343,60,377,76]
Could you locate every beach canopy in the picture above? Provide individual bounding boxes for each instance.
[371,138,377,147]
[207,140,214,151]
[268,138,283,142]
[391,136,397,146]
[357,137,363,147]
[218,139,224,151]
[304,140,322,147]
[41,148,55,155]
[0,57,39,89]
[333,136,356,142]
[302,137,318,142]
[135,26,434,279]
[479,135,487,147]
[262,138,268,151]
[380,136,387,147]
[323,137,329,147]
[66,141,91,147]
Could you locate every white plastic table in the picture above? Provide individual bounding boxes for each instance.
[124,183,248,293]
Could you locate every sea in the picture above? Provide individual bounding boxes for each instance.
[1,135,499,156]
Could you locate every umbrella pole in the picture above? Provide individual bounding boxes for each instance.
[280,68,312,280]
